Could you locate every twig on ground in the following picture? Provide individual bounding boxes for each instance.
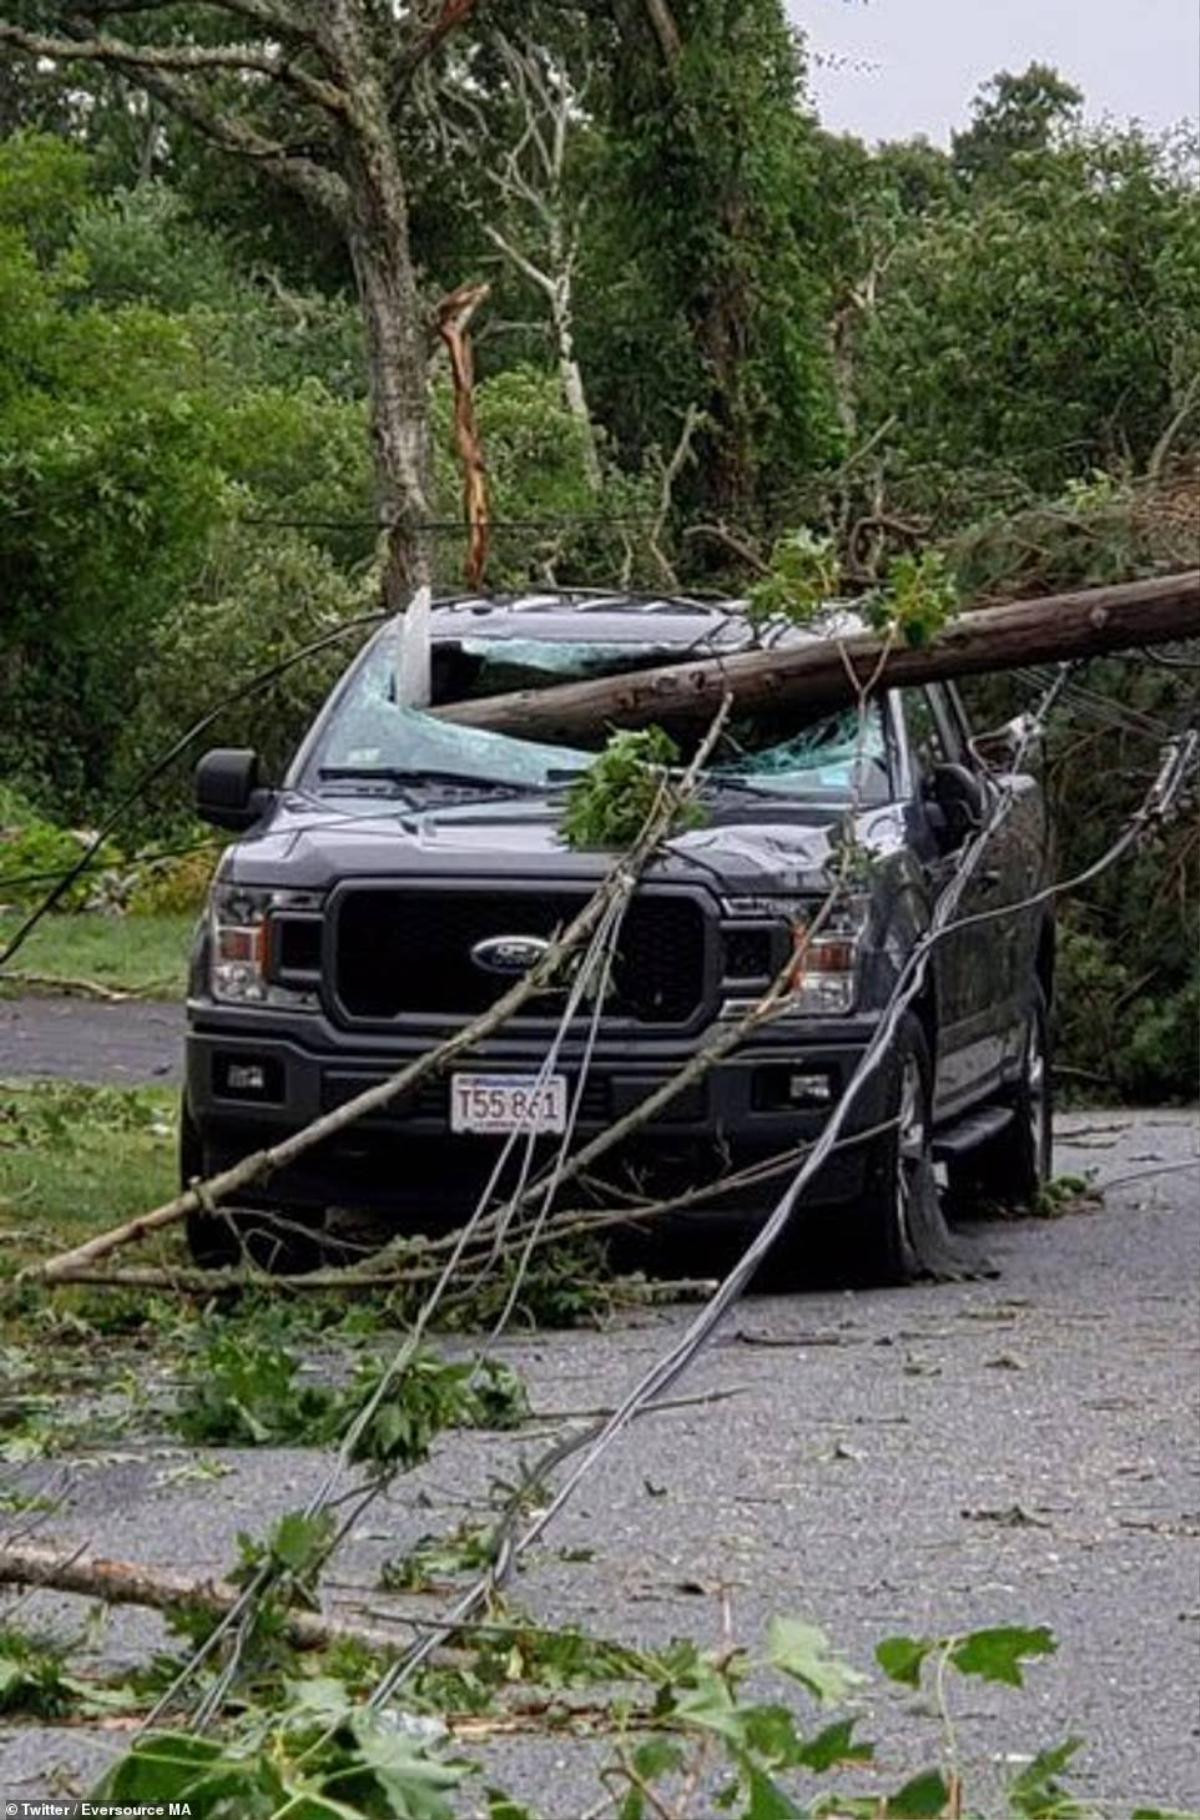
[0,1540,413,1657]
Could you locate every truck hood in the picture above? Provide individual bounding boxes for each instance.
[223,793,909,898]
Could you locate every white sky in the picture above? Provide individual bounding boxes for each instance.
[793,0,1200,145]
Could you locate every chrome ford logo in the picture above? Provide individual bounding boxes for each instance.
[470,934,550,975]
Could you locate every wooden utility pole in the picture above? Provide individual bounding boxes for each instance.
[435,572,1200,740]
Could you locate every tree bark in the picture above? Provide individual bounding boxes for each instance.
[435,572,1200,741]
[326,2,435,602]
[0,1540,407,1656]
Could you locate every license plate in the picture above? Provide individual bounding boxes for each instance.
[450,1073,568,1135]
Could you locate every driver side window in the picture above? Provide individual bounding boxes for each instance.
[903,677,968,775]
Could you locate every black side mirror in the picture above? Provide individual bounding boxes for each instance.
[927,762,988,850]
[195,749,272,832]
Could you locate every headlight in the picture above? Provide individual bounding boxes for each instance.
[209,885,321,1009]
[785,913,860,1015]
[723,895,867,1017]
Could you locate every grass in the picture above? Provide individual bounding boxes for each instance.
[0,911,194,999]
[0,1081,179,1285]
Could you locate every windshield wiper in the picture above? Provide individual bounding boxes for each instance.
[318,766,557,798]
[701,772,797,798]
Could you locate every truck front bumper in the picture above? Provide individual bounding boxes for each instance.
[184,1002,889,1222]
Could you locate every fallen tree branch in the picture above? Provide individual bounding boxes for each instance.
[0,1540,409,1657]
[0,970,150,1004]
[436,571,1200,741]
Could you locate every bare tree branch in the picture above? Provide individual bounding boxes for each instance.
[641,0,682,66]
[115,60,349,222]
[0,1540,410,1657]
[0,20,347,115]
[481,222,556,299]
[72,0,316,38]
[648,404,703,589]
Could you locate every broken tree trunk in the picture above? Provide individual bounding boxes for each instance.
[437,281,492,590]
[0,1540,408,1656]
[435,571,1200,741]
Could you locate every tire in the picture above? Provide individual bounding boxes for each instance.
[952,986,1052,1213]
[180,1097,324,1275]
[845,1014,938,1286]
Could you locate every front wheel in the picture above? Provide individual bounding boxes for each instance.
[845,1015,942,1286]
[180,1098,325,1275]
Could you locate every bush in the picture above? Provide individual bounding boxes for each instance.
[126,844,218,916]
[111,522,371,833]
[0,784,122,911]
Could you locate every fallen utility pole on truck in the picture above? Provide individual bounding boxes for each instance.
[435,571,1200,741]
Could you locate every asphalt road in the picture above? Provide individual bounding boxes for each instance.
[0,992,184,1085]
[0,1003,1196,1813]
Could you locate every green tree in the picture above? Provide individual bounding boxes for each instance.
[951,62,1083,185]
[0,0,498,604]
[580,0,839,529]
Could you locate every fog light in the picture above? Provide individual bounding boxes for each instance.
[214,1054,283,1102]
[753,1066,835,1112]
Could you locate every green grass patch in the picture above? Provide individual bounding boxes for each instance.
[0,1081,179,1282]
[0,911,193,999]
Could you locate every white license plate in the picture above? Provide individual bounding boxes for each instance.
[450,1073,568,1135]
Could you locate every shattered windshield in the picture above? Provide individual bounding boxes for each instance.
[302,636,890,805]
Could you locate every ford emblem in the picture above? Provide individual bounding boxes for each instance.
[470,934,550,975]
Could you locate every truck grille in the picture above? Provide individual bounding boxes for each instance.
[333,886,709,1026]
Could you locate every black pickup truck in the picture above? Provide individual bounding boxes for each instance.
[183,591,1054,1282]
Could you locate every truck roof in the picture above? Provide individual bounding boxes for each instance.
[424,590,863,652]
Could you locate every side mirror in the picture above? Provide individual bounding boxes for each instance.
[927,762,988,850]
[195,749,272,832]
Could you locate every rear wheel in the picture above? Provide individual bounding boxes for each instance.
[180,1098,324,1275]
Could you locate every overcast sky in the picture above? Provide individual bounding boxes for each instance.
[793,0,1200,145]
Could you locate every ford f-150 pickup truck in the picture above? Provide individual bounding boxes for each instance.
[182,590,1054,1282]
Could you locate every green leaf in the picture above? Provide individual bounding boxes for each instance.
[270,1508,337,1576]
[486,1793,538,1820]
[632,1738,686,1779]
[95,1733,244,1804]
[1008,1738,1084,1817]
[744,1763,805,1820]
[743,1703,805,1767]
[887,1769,952,1816]
[876,1635,935,1688]
[795,1718,874,1772]
[767,1617,863,1705]
[951,1625,1056,1687]
[349,1710,465,1820]
[672,1661,746,1742]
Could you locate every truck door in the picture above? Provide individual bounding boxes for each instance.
[902,684,1016,1115]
